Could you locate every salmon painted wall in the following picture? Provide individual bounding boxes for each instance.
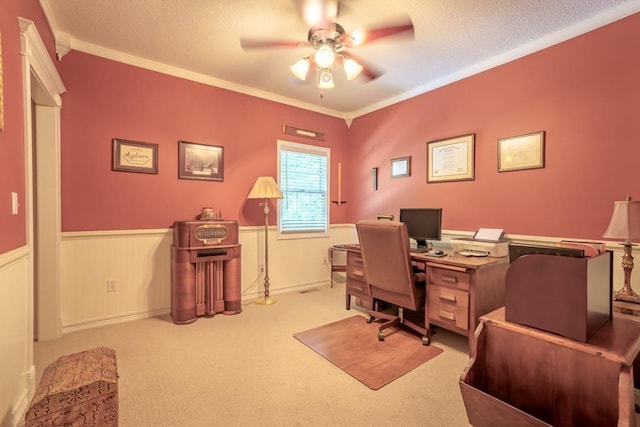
[0,0,58,253]
[58,53,349,231]
[347,13,640,241]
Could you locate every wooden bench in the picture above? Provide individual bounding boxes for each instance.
[26,347,118,426]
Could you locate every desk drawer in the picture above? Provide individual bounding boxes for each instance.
[428,285,469,330]
[428,267,470,291]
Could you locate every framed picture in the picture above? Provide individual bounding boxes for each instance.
[391,156,411,178]
[178,141,224,181]
[427,134,475,183]
[112,138,158,174]
[498,131,545,172]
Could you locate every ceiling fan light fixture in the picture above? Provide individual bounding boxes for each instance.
[314,44,335,68]
[290,58,310,80]
[317,69,335,89]
[343,58,363,80]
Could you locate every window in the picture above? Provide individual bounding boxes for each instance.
[278,140,329,237]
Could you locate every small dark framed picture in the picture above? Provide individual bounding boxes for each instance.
[112,138,158,174]
[178,141,224,181]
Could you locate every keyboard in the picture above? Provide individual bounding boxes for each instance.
[410,248,446,257]
[458,250,488,257]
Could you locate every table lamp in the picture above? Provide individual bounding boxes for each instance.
[602,196,640,303]
[247,176,283,305]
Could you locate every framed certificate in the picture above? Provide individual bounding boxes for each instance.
[427,134,475,183]
[498,131,545,172]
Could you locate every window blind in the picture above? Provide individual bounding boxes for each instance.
[278,141,329,235]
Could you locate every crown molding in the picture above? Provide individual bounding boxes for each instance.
[36,0,640,122]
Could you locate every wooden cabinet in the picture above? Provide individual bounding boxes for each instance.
[345,247,372,309]
[460,307,640,426]
[426,259,508,347]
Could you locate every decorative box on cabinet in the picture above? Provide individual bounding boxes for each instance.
[505,251,612,341]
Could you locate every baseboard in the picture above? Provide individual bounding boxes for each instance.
[62,307,170,334]
[4,365,33,427]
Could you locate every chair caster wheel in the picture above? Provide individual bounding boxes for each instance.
[367,317,374,324]
[377,332,385,341]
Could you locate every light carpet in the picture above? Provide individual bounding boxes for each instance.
[294,315,443,390]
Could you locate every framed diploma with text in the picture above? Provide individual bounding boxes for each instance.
[427,134,475,183]
[498,131,545,172]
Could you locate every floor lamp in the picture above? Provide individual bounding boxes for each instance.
[248,176,283,305]
[603,196,640,303]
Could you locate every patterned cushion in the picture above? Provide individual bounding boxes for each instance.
[26,347,118,427]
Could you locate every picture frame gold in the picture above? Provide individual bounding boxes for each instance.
[391,156,411,178]
[427,134,475,183]
[498,131,545,172]
[112,138,158,174]
[178,141,224,181]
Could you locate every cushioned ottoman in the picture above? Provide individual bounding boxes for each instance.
[26,347,118,427]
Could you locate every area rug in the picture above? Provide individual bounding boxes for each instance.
[293,315,443,390]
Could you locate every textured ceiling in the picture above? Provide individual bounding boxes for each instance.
[41,0,640,118]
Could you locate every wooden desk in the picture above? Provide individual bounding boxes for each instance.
[460,307,640,426]
[344,245,509,347]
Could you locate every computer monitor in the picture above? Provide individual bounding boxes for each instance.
[399,208,442,250]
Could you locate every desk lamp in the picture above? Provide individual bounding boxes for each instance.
[603,196,640,303]
[247,176,283,305]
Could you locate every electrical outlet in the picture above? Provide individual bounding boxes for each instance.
[107,279,117,292]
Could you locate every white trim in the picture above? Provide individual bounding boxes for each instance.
[18,18,65,104]
[38,1,640,120]
[63,307,170,334]
[350,2,640,119]
[20,17,66,345]
[0,246,30,270]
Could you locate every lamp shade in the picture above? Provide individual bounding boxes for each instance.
[343,58,363,80]
[247,176,283,200]
[602,197,640,242]
[290,58,310,80]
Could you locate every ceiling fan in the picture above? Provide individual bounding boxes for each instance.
[240,0,414,96]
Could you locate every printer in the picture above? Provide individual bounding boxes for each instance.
[450,228,509,258]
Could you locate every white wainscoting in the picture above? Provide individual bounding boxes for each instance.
[59,225,634,333]
[0,246,34,427]
[60,224,359,332]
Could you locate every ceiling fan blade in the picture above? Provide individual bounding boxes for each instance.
[240,38,306,50]
[341,51,383,81]
[348,15,414,47]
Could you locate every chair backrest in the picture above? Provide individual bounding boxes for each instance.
[356,220,422,311]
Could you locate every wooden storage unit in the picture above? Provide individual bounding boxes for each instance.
[171,220,242,324]
[426,257,508,347]
[460,308,640,427]
[345,245,372,310]
[505,251,612,341]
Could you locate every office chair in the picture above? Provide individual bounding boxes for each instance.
[356,220,431,345]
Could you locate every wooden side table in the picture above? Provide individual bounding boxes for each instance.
[614,300,640,319]
[328,245,348,287]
